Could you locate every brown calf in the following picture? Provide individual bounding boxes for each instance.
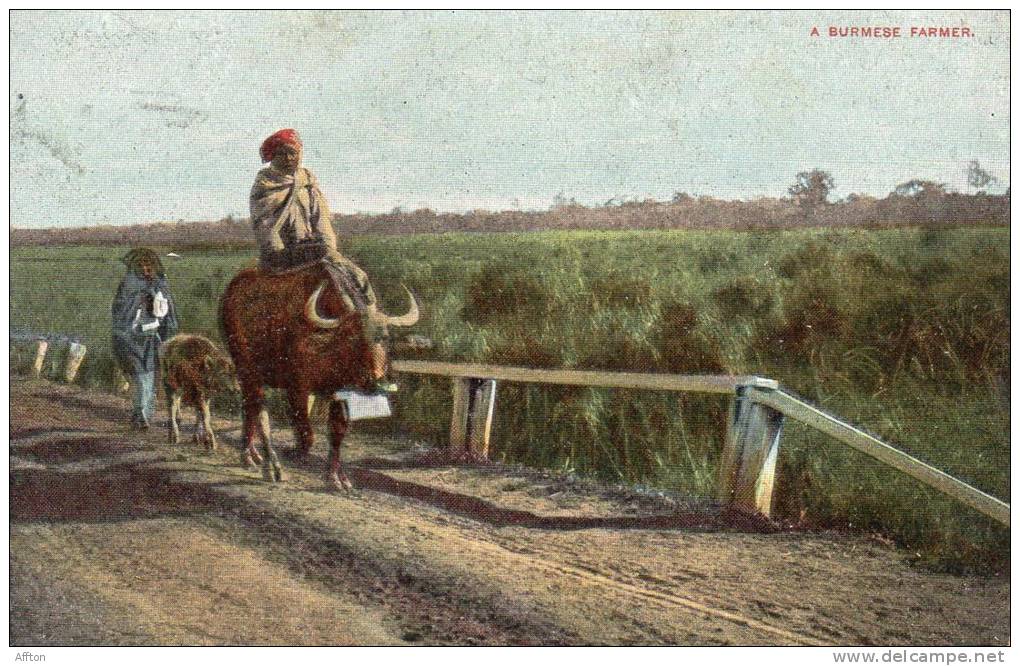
[161,334,237,450]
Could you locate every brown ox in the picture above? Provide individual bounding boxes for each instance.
[219,263,418,490]
[161,334,237,450]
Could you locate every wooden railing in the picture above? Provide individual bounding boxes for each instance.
[9,341,1007,527]
[392,360,1009,527]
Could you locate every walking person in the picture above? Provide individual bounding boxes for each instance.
[112,248,179,429]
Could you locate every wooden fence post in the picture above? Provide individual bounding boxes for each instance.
[450,377,471,450]
[449,377,498,459]
[31,339,48,378]
[63,342,87,383]
[719,384,785,517]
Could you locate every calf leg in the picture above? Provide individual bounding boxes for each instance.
[201,398,217,451]
[286,386,315,454]
[193,403,205,445]
[327,399,353,491]
[167,392,182,446]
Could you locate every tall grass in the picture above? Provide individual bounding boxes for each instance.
[10,226,1009,572]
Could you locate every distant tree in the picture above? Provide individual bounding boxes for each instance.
[552,191,578,209]
[893,179,948,198]
[671,191,693,204]
[788,170,835,208]
[966,160,997,194]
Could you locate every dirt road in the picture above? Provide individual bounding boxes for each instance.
[9,378,1009,646]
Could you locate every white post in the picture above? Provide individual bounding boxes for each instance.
[449,377,471,450]
[31,339,48,378]
[467,379,497,459]
[63,342,87,383]
[719,385,785,517]
[449,377,498,459]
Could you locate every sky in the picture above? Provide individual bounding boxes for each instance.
[8,10,1010,228]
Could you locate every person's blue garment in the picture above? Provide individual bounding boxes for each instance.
[131,370,156,425]
[111,272,179,375]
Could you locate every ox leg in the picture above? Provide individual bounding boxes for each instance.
[327,400,354,492]
[167,392,182,446]
[258,408,284,482]
[241,386,264,468]
[286,386,315,455]
[201,398,217,451]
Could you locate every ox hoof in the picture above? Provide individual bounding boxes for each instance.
[263,464,284,483]
[242,448,263,468]
[329,473,355,493]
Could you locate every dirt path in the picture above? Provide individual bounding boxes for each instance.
[9,378,1010,646]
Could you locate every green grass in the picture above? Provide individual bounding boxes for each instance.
[10,226,1009,572]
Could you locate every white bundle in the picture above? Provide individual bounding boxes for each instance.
[332,390,392,420]
[152,291,169,318]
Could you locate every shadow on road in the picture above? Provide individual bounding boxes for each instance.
[348,467,776,533]
[17,436,135,464]
[10,463,222,524]
[265,442,774,534]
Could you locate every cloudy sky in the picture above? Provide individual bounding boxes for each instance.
[9,10,1010,228]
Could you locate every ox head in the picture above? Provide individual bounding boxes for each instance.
[304,282,419,335]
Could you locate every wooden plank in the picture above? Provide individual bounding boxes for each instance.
[393,360,776,394]
[467,379,498,459]
[752,388,1010,527]
[720,389,785,516]
[449,377,471,450]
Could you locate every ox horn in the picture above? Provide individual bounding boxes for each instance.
[376,286,420,327]
[305,281,354,329]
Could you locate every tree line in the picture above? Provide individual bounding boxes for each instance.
[11,164,1008,247]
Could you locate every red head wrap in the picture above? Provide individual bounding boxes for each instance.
[260,129,302,163]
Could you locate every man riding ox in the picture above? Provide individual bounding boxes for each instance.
[221,129,420,490]
[249,128,397,393]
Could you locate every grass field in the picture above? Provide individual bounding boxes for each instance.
[10,226,1009,572]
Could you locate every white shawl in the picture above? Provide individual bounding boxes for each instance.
[249,166,337,254]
